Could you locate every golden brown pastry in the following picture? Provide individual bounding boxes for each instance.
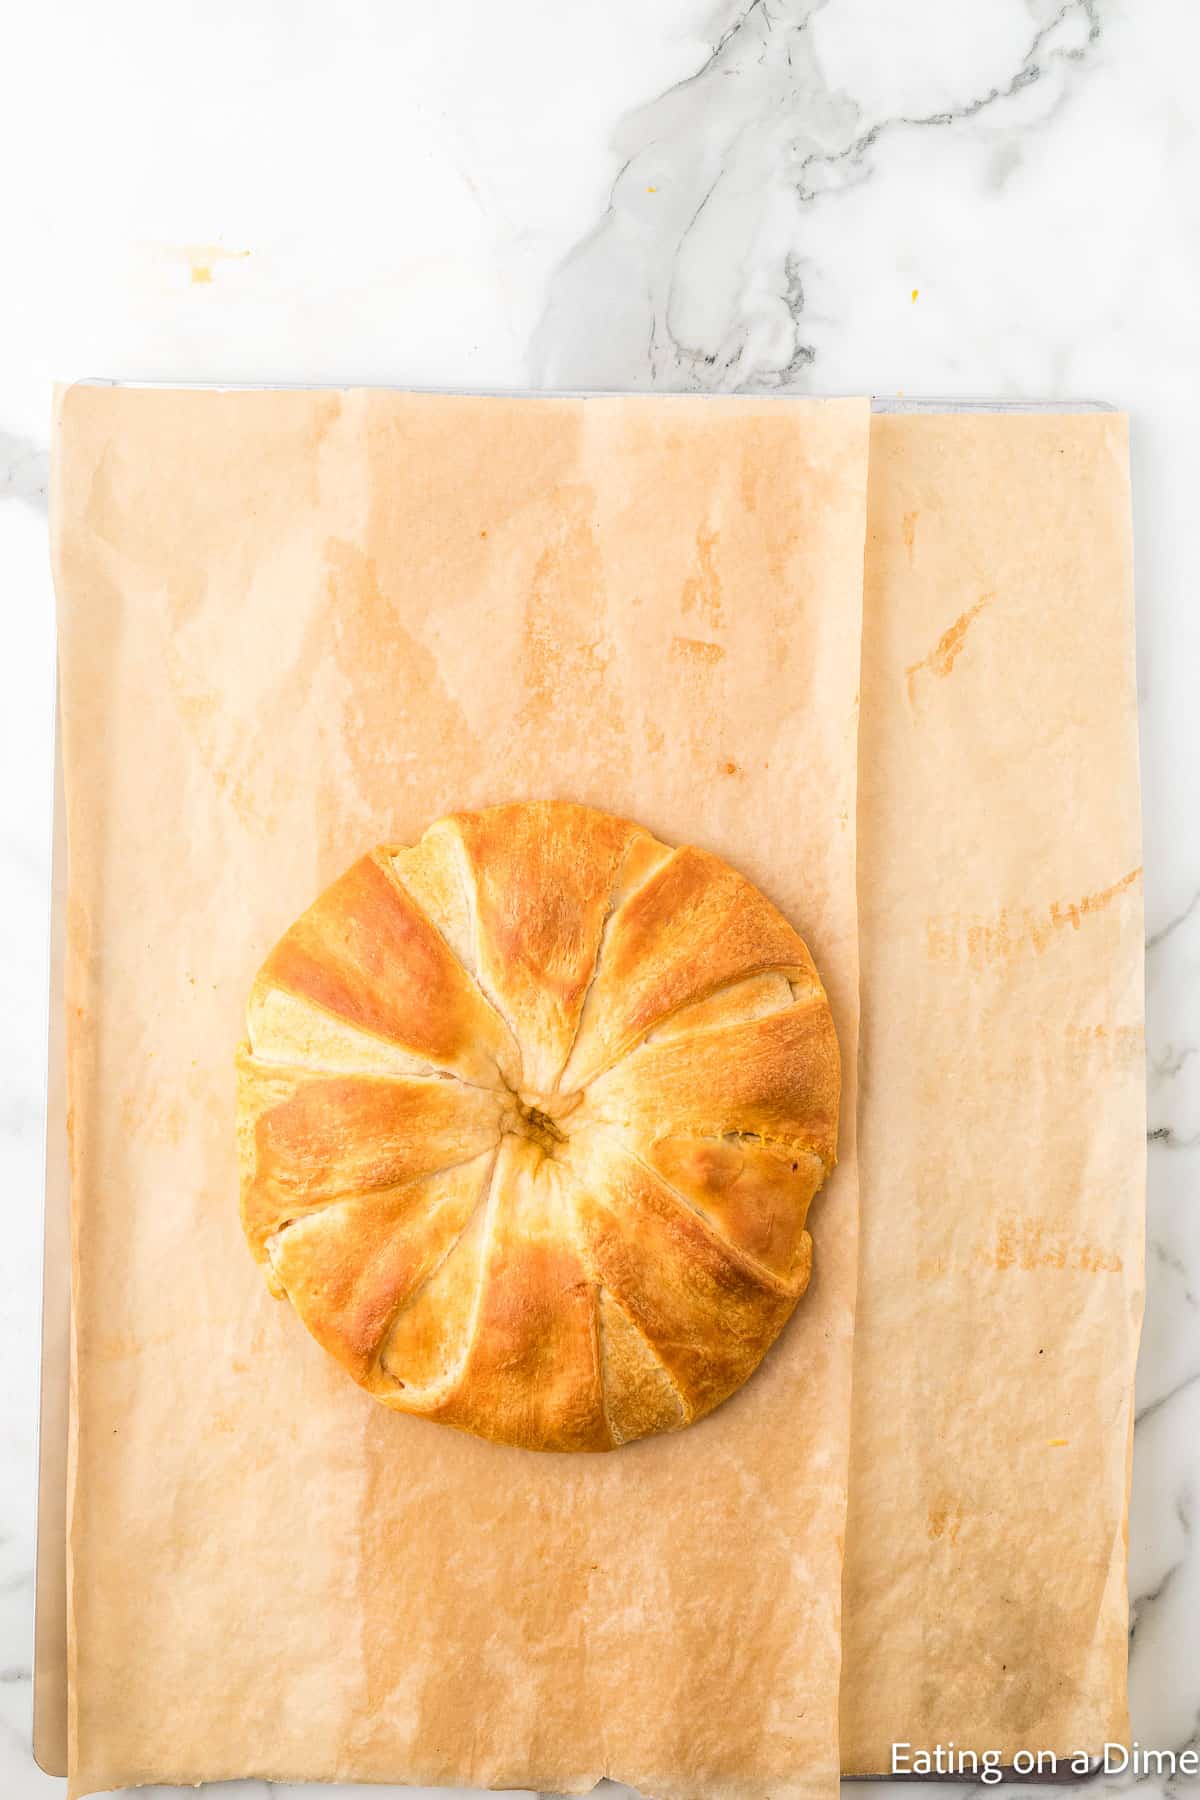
[237,801,839,1452]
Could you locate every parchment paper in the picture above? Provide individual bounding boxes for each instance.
[841,412,1144,1769]
[52,387,870,1800]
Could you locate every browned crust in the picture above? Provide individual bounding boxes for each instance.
[451,801,644,1092]
[237,1052,504,1258]
[585,994,841,1172]
[560,844,820,1089]
[646,1135,822,1292]
[596,1288,687,1445]
[566,1142,799,1424]
[256,850,519,1090]
[263,1154,495,1382]
[386,1141,613,1453]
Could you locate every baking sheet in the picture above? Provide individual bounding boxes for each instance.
[37,391,1138,1792]
[33,708,69,1778]
[841,410,1143,1769]
[50,387,870,1800]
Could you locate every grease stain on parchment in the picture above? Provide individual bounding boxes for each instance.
[1064,1021,1144,1069]
[978,1213,1124,1275]
[926,868,1142,967]
[119,1087,187,1148]
[161,637,271,830]
[739,449,761,516]
[901,510,918,564]
[514,487,632,788]
[919,1210,1126,1279]
[680,525,724,628]
[92,1329,175,1363]
[149,391,346,839]
[1047,868,1142,932]
[671,635,725,666]
[926,1503,962,1545]
[906,593,995,704]
[319,538,476,836]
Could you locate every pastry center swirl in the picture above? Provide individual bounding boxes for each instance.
[500,1088,582,1154]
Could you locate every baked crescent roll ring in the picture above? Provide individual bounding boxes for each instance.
[237,800,839,1452]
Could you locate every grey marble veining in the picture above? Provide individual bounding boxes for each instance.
[0,435,48,512]
[533,0,1106,394]
[3,0,1198,1794]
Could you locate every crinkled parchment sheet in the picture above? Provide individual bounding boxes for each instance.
[52,388,870,1800]
[842,412,1143,1770]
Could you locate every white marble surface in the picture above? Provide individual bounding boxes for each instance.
[3,1,1198,1795]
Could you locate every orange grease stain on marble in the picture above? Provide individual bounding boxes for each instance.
[926,867,1142,966]
[184,244,251,284]
[906,593,995,703]
[160,243,251,284]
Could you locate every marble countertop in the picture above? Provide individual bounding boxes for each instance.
[3,1,1196,1795]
